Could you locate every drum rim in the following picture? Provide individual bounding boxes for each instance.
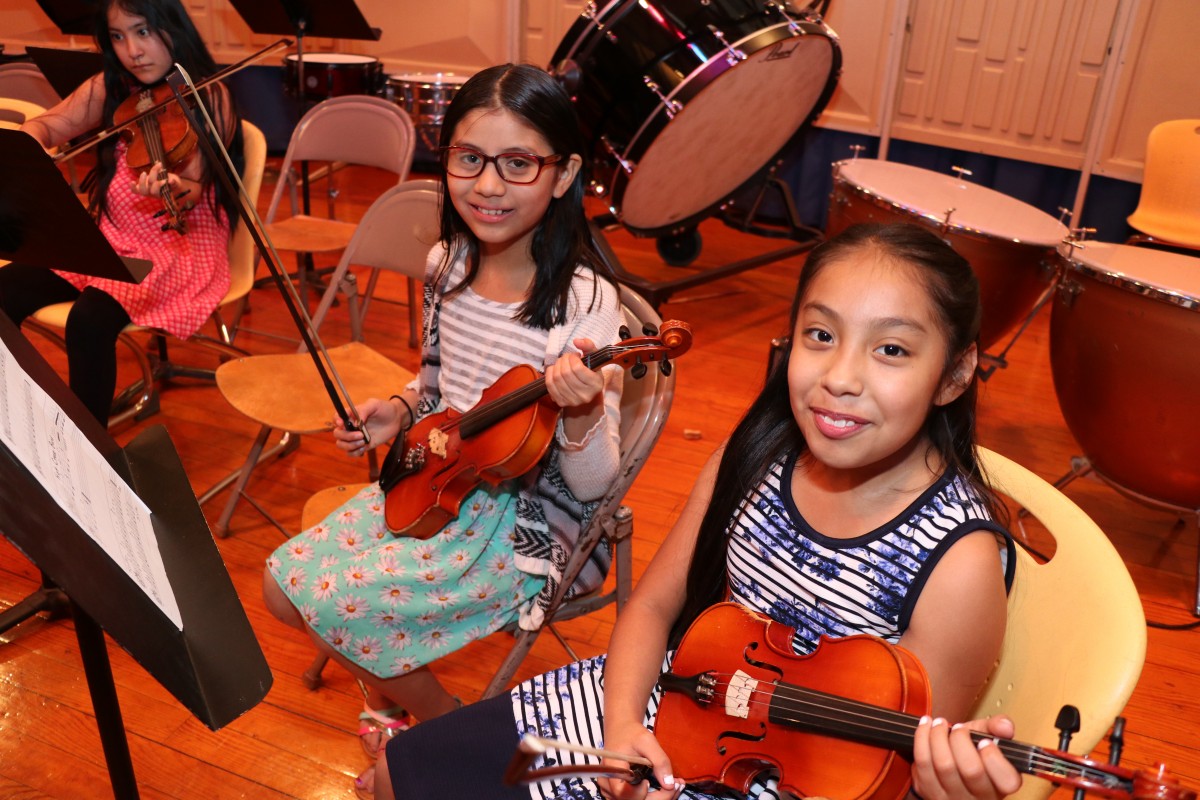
[832,160,1068,247]
[611,18,840,234]
[388,73,469,86]
[1062,254,1200,312]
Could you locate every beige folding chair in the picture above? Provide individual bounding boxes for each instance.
[0,97,45,129]
[207,180,439,537]
[971,447,1147,800]
[1126,119,1200,252]
[25,120,268,426]
[259,94,416,298]
[295,285,678,694]
[0,63,61,109]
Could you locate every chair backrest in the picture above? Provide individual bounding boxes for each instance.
[223,120,268,307]
[971,447,1146,800]
[264,95,416,225]
[1126,119,1200,247]
[0,97,46,128]
[0,63,60,108]
[308,179,441,333]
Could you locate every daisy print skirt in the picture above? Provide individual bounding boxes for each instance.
[267,482,545,678]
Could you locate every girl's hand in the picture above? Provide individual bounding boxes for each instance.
[912,715,1022,800]
[333,397,406,456]
[545,337,605,409]
[597,726,682,800]
[133,161,191,201]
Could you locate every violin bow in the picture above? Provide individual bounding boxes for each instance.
[503,735,653,786]
[164,63,369,440]
[54,38,294,164]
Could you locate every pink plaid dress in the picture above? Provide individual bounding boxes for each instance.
[57,143,232,338]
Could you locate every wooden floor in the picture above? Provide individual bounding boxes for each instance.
[1,162,1198,799]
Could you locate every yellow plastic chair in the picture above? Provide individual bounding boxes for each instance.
[25,120,268,426]
[206,180,439,537]
[296,285,678,694]
[971,447,1147,800]
[1126,119,1200,251]
[0,96,46,128]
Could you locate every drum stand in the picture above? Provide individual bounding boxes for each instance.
[593,165,823,309]
[1050,457,1200,617]
[977,274,1060,380]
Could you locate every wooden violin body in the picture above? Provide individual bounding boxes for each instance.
[654,603,1197,800]
[379,320,692,538]
[115,83,198,233]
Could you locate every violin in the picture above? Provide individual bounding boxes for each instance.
[507,603,1197,800]
[377,320,692,538]
[654,603,1196,800]
[114,81,199,234]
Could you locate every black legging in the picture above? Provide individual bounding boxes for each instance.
[0,262,132,423]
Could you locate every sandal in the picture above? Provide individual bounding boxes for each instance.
[354,763,377,800]
[357,703,411,760]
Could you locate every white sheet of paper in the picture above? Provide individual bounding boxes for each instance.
[0,335,182,630]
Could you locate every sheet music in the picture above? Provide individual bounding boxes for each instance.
[0,335,182,630]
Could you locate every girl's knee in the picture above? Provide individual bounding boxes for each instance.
[262,568,303,627]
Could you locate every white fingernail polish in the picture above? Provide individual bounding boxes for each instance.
[918,715,931,726]
[952,722,965,731]
[933,717,947,727]
[664,774,675,788]
[978,738,993,750]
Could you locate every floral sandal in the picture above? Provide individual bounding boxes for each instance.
[357,703,411,760]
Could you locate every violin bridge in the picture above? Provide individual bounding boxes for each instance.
[428,427,449,458]
[725,670,756,719]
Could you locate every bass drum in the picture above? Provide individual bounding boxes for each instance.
[1050,242,1200,509]
[827,158,1067,351]
[552,0,840,237]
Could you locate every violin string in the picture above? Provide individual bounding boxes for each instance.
[686,672,1111,786]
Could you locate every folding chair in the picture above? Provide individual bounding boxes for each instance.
[207,180,439,537]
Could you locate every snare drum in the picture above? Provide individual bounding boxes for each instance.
[1050,242,1200,509]
[386,72,468,149]
[552,0,840,237]
[284,53,383,101]
[827,159,1068,351]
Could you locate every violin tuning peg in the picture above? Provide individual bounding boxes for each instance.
[659,359,672,377]
[618,325,631,340]
[642,324,658,337]
[631,361,647,380]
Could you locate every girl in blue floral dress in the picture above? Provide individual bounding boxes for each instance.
[375,223,1025,800]
[262,63,624,797]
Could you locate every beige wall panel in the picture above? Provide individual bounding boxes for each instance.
[521,0,587,69]
[891,0,1120,170]
[1096,0,1200,182]
[820,0,904,135]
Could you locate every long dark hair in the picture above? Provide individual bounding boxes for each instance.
[434,63,611,328]
[87,0,242,225]
[669,222,1003,646]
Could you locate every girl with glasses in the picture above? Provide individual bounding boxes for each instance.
[262,62,624,799]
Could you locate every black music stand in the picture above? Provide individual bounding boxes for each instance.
[0,317,273,799]
[32,0,95,36]
[0,129,150,282]
[26,45,105,99]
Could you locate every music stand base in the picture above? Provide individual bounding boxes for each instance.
[0,584,70,634]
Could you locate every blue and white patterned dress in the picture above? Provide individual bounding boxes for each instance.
[510,453,1015,800]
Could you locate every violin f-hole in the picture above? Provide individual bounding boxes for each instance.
[742,640,785,679]
[715,722,768,756]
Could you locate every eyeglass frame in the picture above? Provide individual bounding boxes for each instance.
[439,145,567,185]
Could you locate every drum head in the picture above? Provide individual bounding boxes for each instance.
[1064,242,1200,310]
[389,73,468,87]
[836,160,1067,245]
[619,31,834,233]
[286,53,378,65]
